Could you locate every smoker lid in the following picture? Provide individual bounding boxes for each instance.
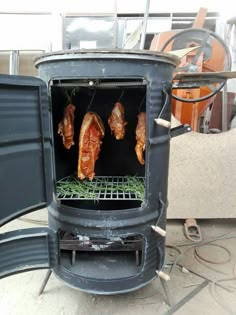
[35,49,179,68]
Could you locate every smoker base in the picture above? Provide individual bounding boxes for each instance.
[52,264,159,295]
[47,201,167,294]
[52,234,165,294]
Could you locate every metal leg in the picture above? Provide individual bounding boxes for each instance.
[164,280,208,315]
[72,250,76,266]
[38,270,52,296]
[135,250,140,266]
[160,277,175,307]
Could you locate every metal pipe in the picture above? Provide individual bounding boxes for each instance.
[222,23,229,131]
[140,0,150,50]
[114,0,118,48]
[222,84,228,131]
[9,50,19,75]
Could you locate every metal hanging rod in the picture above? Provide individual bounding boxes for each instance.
[53,81,147,88]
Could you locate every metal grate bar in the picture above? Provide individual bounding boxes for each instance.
[56,175,145,201]
[60,239,143,251]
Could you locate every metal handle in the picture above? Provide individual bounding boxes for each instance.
[170,124,192,138]
[158,82,171,118]
[154,82,172,128]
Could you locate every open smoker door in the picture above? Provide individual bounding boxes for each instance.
[0,74,57,278]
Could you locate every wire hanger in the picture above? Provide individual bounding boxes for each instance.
[63,87,78,106]
[87,89,96,111]
[138,94,146,112]
[117,89,125,103]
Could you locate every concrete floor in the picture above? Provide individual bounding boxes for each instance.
[0,210,236,315]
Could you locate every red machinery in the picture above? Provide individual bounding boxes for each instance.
[150,9,232,132]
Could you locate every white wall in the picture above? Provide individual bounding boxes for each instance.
[0,0,232,17]
[0,14,52,51]
[0,0,234,67]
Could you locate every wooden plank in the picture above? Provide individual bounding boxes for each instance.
[192,7,208,28]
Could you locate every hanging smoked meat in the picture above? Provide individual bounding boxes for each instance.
[135,112,146,165]
[58,104,76,149]
[108,102,127,140]
[78,112,105,181]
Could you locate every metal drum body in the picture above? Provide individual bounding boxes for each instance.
[35,50,178,294]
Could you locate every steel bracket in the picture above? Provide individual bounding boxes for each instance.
[170,124,192,138]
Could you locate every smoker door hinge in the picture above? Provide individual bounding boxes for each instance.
[170,124,192,138]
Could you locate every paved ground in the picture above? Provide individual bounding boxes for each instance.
[0,211,236,315]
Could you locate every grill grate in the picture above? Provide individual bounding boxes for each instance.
[56,175,145,201]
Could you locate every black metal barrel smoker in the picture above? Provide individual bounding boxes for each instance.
[0,48,231,294]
